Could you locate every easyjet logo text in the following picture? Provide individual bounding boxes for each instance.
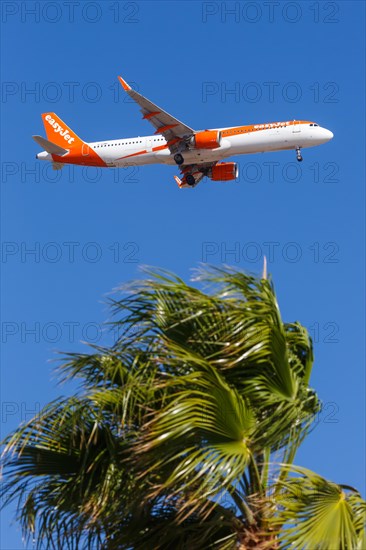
[45,115,75,144]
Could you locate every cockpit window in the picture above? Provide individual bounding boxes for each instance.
[309,123,319,127]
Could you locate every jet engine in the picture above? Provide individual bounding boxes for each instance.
[210,162,239,181]
[191,130,222,149]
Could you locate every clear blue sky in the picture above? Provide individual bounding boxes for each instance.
[1,1,365,547]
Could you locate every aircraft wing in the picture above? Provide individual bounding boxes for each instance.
[118,76,194,149]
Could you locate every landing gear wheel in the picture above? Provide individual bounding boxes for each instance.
[296,147,303,162]
[174,153,184,165]
[186,174,196,186]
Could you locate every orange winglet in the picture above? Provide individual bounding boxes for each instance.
[118,76,131,91]
[155,124,178,134]
[143,111,160,119]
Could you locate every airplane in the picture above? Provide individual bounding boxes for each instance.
[33,76,334,188]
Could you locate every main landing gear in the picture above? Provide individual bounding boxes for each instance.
[174,153,184,165]
[296,147,303,162]
[185,174,196,186]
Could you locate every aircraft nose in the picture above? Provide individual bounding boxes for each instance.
[324,128,334,141]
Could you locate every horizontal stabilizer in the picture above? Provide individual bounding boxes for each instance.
[32,135,68,156]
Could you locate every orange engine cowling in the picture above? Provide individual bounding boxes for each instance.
[192,130,222,149]
[210,162,239,181]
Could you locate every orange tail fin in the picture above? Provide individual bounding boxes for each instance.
[40,112,106,167]
[41,113,84,149]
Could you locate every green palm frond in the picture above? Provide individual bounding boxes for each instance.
[269,465,366,549]
[1,396,140,547]
[112,268,320,456]
[137,363,255,518]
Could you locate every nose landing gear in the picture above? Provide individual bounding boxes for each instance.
[296,147,303,162]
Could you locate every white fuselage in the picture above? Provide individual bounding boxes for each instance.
[87,121,333,168]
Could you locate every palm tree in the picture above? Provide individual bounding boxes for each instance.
[1,266,365,549]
